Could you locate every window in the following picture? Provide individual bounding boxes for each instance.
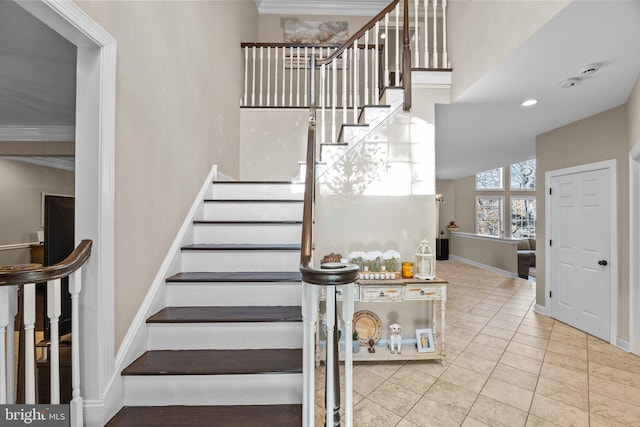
[476,196,504,237]
[511,197,536,238]
[510,159,536,190]
[476,167,504,190]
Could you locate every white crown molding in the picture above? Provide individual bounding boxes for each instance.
[4,156,75,171]
[256,0,389,16]
[0,126,75,141]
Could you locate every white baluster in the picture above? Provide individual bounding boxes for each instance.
[296,46,301,107]
[23,283,36,404]
[281,46,286,106]
[289,46,294,107]
[395,5,399,85]
[274,47,279,107]
[384,13,390,87]
[325,49,331,108]
[243,46,248,106]
[69,271,83,427]
[320,63,326,144]
[343,47,348,123]
[433,0,439,68]
[325,286,336,427]
[374,22,380,103]
[414,0,419,67]
[47,279,62,403]
[424,0,429,68]
[353,40,358,123]
[332,57,337,143]
[302,282,318,427]
[266,47,271,107]
[251,46,256,106]
[1,286,17,403]
[259,46,264,106]
[342,283,354,427]
[442,0,449,68]
[304,47,308,106]
[364,30,369,106]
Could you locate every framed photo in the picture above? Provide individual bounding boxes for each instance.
[416,328,435,353]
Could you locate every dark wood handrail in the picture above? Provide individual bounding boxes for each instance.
[241,42,381,51]
[317,0,399,66]
[0,240,92,286]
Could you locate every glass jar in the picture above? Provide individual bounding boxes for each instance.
[401,262,414,278]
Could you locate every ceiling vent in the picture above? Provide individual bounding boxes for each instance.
[580,62,601,76]
[560,78,581,88]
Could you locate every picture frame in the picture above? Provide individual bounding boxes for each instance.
[415,328,435,353]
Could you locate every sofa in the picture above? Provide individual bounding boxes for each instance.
[517,238,536,279]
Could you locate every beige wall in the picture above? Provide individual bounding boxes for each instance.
[628,74,640,148]
[447,0,569,100]
[450,232,518,275]
[258,14,369,42]
[537,105,630,340]
[76,0,258,350]
[0,158,74,266]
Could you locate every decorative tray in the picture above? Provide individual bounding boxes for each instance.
[353,310,382,345]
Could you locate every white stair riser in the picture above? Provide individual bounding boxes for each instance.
[123,374,302,406]
[203,202,303,221]
[147,323,303,350]
[380,88,403,107]
[166,282,302,306]
[194,223,301,244]
[181,251,299,272]
[359,107,392,125]
[208,183,304,200]
[340,126,369,144]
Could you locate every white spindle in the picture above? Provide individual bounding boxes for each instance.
[384,13,390,87]
[266,47,271,107]
[4,286,17,404]
[414,0,420,67]
[251,46,256,106]
[353,41,358,122]
[320,63,326,144]
[301,283,318,427]
[443,0,449,68]
[325,286,336,427]
[395,5,399,85]
[274,47,279,107]
[69,271,83,427]
[342,48,348,122]
[243,46,248,106]
[364,31,369,106]
[424,0,429,68]
[304,47,309,106]
[281,46,286,106]
[23,283,36,404]
[331,58,337,143]
[296,46,301,107]
[374,22,380,103]
[433,0,439,68]
[342,283,354,427]
[0,286,13,404]
[289,46,294,107]
[47,279,62,404]
[259,46,264,106]
[325,48,331,108]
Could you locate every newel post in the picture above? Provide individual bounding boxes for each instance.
[402,0,412,110]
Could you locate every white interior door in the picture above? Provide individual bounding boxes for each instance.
[549,166,612,341]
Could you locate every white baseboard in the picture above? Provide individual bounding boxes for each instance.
[616,338,630,352]
[534,304,548,316]
[449,255,518,278]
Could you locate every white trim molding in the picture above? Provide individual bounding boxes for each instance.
[0,126,75,141]
[256,0,389,16]
[630,140,640,356]
[545,159,618,346]
[4,156,75,171]
[16,1,117,425]
[534,304,549,316]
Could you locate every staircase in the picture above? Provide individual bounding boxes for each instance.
[107,181,305,426]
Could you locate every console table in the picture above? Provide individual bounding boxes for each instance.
[318,277,448,365]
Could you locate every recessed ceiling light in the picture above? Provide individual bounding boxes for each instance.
[580,62,601,76]
[521,99,538,107]
[560,78,581,88]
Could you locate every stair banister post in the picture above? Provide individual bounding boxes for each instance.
[69,270,83,427]
[47,278,62,404]
[403,0,412,110]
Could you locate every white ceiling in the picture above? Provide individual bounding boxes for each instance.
[2,1,639,179]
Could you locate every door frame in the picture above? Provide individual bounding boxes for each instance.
[16,0,116,420]
[545,159,618,344]
[630,141,640,355]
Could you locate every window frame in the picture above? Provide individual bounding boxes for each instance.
[475,167,504,191]
[510,159,536,191]
[510,196,537,238]
[475,195,505,237]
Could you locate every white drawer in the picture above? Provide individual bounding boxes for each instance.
[319,284,360,301]
[404,285,445,300]
[360,286,403,302]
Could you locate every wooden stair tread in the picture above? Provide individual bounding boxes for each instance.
[122,349,302,376]
[147,306,302,323]
[166,271,302,282]
[181,243,300,251]
[106,404,302,426]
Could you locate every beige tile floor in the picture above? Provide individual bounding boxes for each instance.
[315,260,640,426]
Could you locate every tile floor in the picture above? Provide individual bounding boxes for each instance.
[314,260,640,426]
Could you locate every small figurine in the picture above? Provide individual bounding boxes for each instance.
[389,323,402,354]
[367,338,376,353]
